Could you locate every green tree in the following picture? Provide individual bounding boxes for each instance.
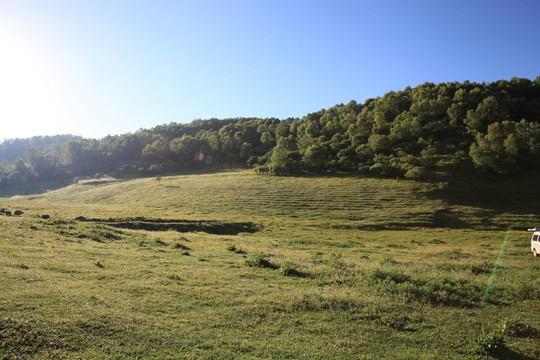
[301,144,327,171]
[368,134,392,153]
[142,137,170,162]
[25,148,56,179]
[170,135,202,165]
[469,121,521,174]
[465,96,508,134]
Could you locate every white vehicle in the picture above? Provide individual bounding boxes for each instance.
[528,228,540,257]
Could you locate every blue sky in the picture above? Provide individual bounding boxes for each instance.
[0,0,539,139]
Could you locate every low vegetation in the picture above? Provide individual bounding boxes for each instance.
[0,170,539,358]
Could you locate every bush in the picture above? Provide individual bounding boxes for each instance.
[226,244,246,254]
[473,330,506,356]
[369,163,400,178]
[245,253,275,268]
[404,166,425,180]
[255,165,270,175]
[500,316,534,337]
[279,261,303,277]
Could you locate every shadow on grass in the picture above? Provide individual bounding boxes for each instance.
[74,216,260,235]
[424,172,540,215]
[487,346,538,360]
[244,253,279,269]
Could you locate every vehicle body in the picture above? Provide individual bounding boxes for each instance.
[528,228,540,257]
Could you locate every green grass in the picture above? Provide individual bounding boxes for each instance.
[1,170,539,359]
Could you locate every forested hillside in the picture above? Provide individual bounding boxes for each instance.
[1,77,539,192]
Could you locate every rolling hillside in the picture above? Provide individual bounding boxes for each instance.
[1,170,539,359]
[8,170,540,231]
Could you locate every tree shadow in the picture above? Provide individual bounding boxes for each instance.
[420,171,540,229]
[424,171,540,215]
[491,346,538,360]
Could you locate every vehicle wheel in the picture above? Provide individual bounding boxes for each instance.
[534,249,538,257]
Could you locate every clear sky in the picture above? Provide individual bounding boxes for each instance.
[0,0,539,140]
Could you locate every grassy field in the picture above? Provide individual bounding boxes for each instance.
[1,170,539,359]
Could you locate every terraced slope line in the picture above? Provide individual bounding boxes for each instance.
[9,170,540,230]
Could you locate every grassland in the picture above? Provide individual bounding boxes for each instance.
[1,170,539,359]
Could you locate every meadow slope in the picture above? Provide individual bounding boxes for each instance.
[1,170,539,359]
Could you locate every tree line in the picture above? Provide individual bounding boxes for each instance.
[1,77,539,191]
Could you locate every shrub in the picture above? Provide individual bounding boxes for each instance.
[227,244,245,254]
[404,166,426,180]
[255,165,270,175]
[245,253,275,268]
[369,163,399,177]
[500,316,534,337]
[279,262,302,277]
[473,330,506,356]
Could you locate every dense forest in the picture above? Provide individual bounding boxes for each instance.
[1,77,540,192]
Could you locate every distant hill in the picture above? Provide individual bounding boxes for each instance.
[0,134,81,163]
[1,77,539,193]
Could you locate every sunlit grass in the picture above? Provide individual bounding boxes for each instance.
[1,170,539,358]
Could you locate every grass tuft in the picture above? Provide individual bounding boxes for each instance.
[173,242,190,250]
[244,253,276,269]
[279,261,304,277]
[152,238,167,246]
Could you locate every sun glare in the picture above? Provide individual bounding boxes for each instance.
[0,29,75,140]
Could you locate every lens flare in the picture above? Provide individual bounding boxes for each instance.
[194,152,213,165]
[195,152,205,161]
[482,228,512,304]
